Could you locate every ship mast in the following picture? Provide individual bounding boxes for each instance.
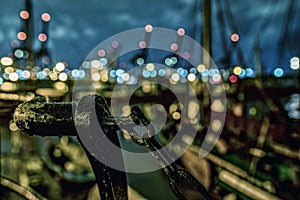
[23,0,34,63]
[203,0,211,68]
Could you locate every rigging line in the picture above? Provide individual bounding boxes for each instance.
[177,0,195,31]
[190,0,201,42]
[196,0,203,42]
[215,0,230,67]
[251,0,279,68]
[230,0,249,33]
[277,0,296,65]
[223,0,247,67]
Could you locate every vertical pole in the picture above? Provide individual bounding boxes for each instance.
[254,40,262,79]
[202,0,211,111]
[24,0,34,62]
[203,0,211,68]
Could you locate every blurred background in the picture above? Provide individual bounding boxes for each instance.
[0,0,299,199]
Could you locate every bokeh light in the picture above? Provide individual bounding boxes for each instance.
[91,73,100,81]
[1,57,13,66]
[38,33,47,42]
[229,74,238,83]
[55,62,65,72]
[158,69,165,76]
[58,72,68,81]
[20,10,30,20]
[274,68,284,77]
[5,67,14,74]
[97,49,106,57]
[17,32,27,40]
[121,73,130,81]
[177,28,185,36]
[136,58,144,65]
[170,43,178,51]
[290,57,299,70]
[233,66,242,75]
[9,72,19,81]
[14,49,24,58]
[145,24,153,33]
[212,74,221,83]
[231,33,239,42]
[41,13,51,22]
[171,73,180,82]
[197,64,206,73]
[182,52,190,59]
[146,63,155,71]
[187,73,196,82]
[111,41,119,48]
[139,41,147,49]
[91,60,102,69]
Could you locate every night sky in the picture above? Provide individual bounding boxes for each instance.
[1,0,299,75]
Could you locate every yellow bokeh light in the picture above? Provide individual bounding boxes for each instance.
[55,62,65,72]
[211,99,225,112]
[169,104,178,114]
[91,60,102,69]
[101,75,109,82]
[146,63,155,71]
[172,112,181,120]
[1,57,13,66]
[5,67,14,74]
[188,100,199,119]
[0,82,17,91]
[9,122,19,132]
[197,64,206,73]
[54,81,69,93]
[187,73,196,82]
[142,82,152,93]
[233,66,242,75]
[49,72,58,81]
[43,68,50,75]
[211,119,222,132]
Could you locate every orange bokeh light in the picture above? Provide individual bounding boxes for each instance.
[17,32,27,40]
[20,10,29,20]
[41,13,51,22]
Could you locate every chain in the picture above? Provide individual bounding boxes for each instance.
[97,105,212,199]
[14,95,212,199]
[126,106,212,200]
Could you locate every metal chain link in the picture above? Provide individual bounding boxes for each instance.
[126,106,212,200]
[13,96,212,199]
